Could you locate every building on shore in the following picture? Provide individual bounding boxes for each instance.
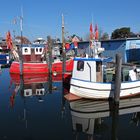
[101,38,140,64]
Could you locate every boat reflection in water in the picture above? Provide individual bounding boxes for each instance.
[68,96,140,140]
[9,73,63,107]
[9,73,64,134]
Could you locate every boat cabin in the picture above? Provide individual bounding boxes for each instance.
[72,57,112,83]
[22,44,45,62]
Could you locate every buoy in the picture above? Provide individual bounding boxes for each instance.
[53,71,57,76]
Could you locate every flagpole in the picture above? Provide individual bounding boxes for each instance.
[91,15,94,58]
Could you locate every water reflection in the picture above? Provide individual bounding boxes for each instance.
[68,96,140,140]
[9,73,63,107]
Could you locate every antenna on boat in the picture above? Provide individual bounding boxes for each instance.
[62,13,66,80]
[20,6,23,41]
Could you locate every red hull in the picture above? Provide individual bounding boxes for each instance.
[9,58,74,74]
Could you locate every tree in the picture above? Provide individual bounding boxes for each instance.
[100,32,109,40]
[111,27,131,39]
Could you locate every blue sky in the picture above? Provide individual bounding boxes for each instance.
[0,0,140,41]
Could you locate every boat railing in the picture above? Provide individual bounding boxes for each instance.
[103,64,140,82]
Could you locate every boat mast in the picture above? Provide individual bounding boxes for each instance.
[62,14,66,79]
[19,7,23,75]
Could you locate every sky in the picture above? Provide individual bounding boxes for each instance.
[0,0,140,41]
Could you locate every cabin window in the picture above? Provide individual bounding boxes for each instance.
[25,48,28,53]
[77,60,84,71]
[39,48,42,52]
[36,48,38,52]
[96,62,102,72]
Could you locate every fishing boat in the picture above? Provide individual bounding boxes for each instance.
[70,24,140,99]
[0,37,10,63]
[9,44,74,74]
[8,14,74,75]
[70,44,140,99]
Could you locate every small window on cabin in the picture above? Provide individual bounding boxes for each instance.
[36,48,38,52]
[25,48,28,53]
[39,48,42,52]
[77,60,84,71]
[96,61,102,72]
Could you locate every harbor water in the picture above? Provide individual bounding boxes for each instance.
[0,68,140,140]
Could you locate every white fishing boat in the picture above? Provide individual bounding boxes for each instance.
[70,25,140,99]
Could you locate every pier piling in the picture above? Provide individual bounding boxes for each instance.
[19,45,23,75]
[114,53,122,103]
[47,36,52,75]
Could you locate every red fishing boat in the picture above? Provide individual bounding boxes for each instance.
[7,14,74,75]
[9,44,74,74]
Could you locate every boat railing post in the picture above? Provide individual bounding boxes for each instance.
[114,53,122,103]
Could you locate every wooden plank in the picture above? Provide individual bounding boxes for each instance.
[64,93,82,101]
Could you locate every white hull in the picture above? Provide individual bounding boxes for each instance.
[70,78,140,99]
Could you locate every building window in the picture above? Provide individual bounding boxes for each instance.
[77,60,84,71]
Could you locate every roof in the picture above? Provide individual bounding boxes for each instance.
[74,57,112,62]
[16,44,45,48]
[101,37,140,43]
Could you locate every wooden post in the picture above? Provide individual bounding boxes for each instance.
[111,102,119,140]
[19,75,24,96]
[47,36,52,94]
[61,85,66,119]
[48,72,52,94]
[19,49,23,75]
[47,36,52,75]
[114,53,122,103]
[62,14,66,80]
